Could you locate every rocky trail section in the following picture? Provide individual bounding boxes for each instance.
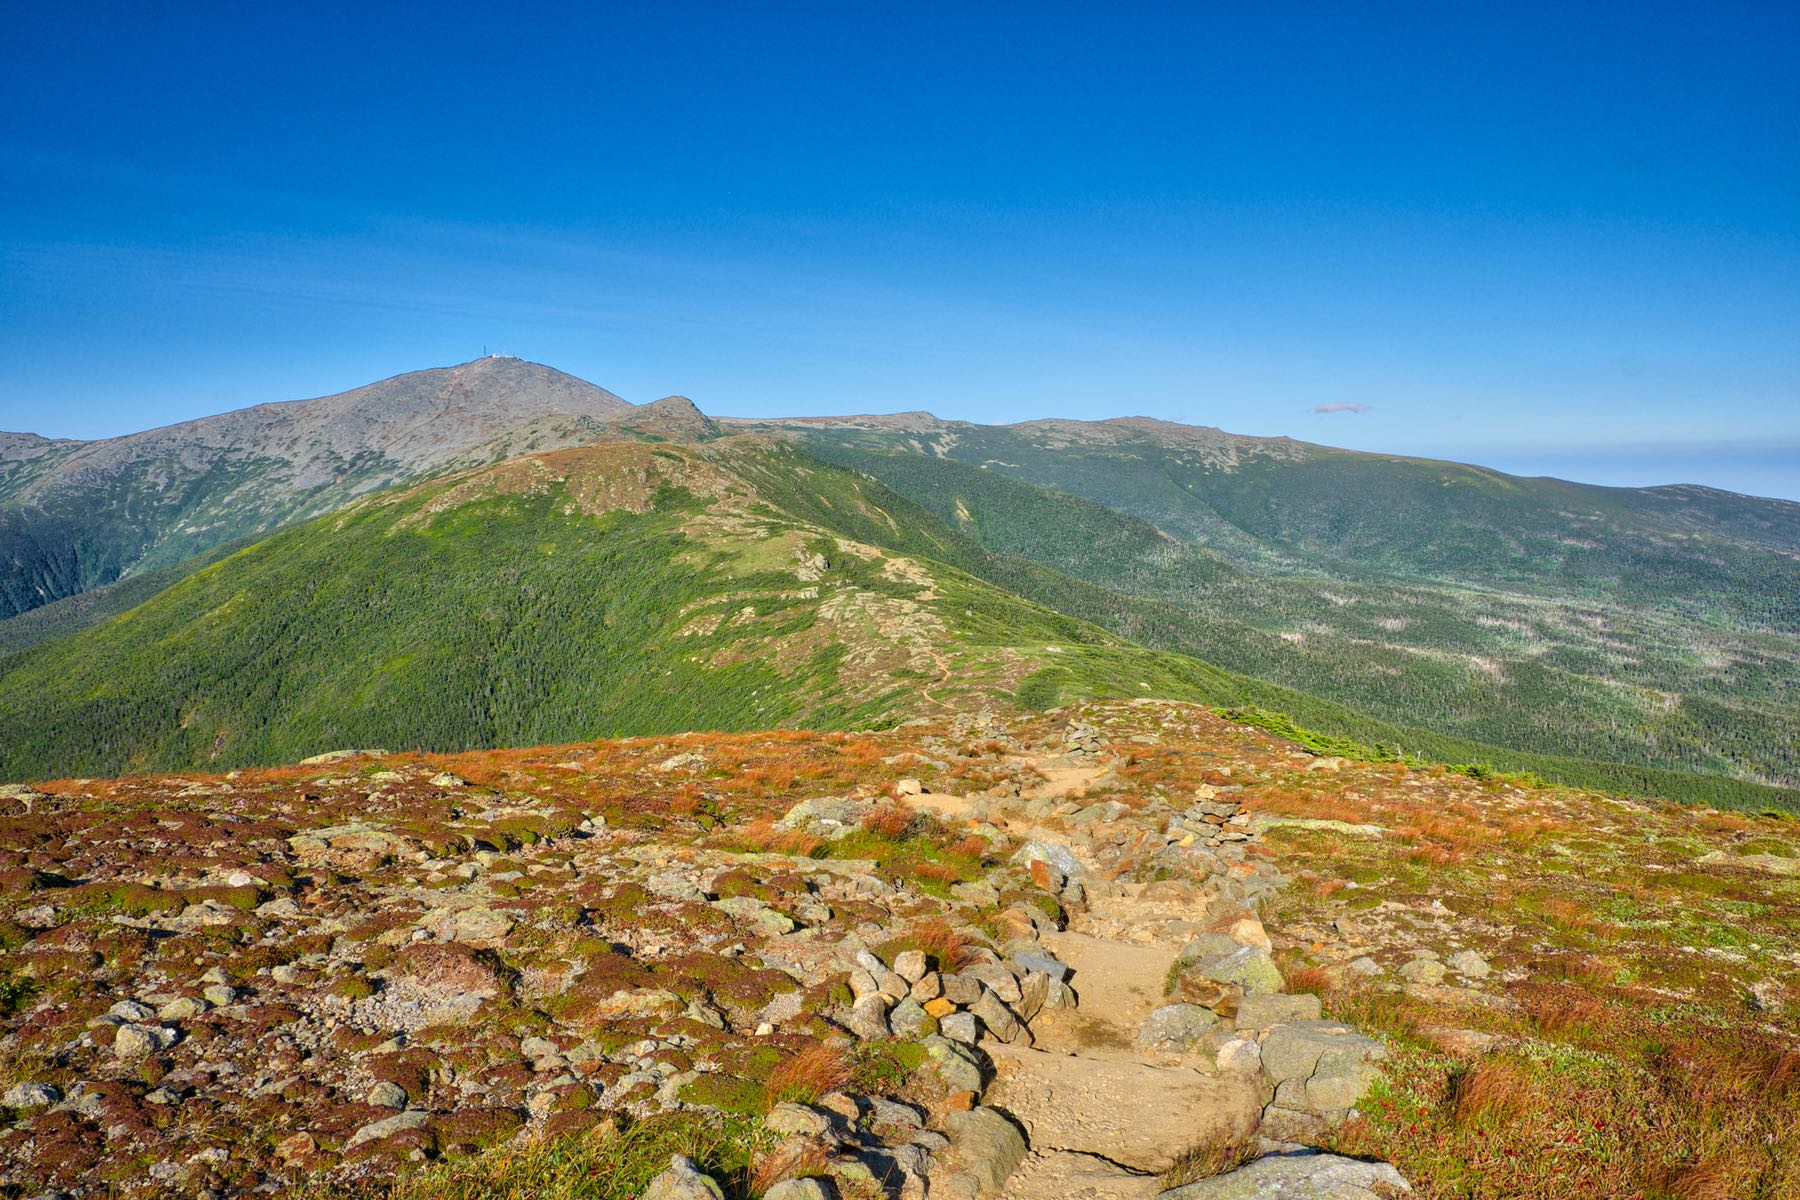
[0,706,1424,1198]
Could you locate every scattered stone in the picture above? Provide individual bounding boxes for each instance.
[922,1035,985,1092]
[1398,958,1446,986]
[344,1110,428,1150]
[894,950,929,982]
[890,997,932,1039]
[762,1181,831,1200]
[766,1102,834,1137]
[1215,1037,1262,1076]
[2,1083,60,1109]
[1013,952,1070,982]
[1012,841,1083,880]
[970,990,1025,1044]
[647,871,707,901]
[113,1023,177,1059]
[940,1012,981,1045]
[366,1082,408,1109]
[847,993,891,1039]
[1447,950,1492,980]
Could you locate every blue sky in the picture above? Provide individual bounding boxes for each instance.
[3,3,1796,498]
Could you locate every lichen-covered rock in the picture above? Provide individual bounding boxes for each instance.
[1199,945,1285,994]
[1137,1003,1220,1051]
[643,1154,727,1200]
[344,1109,428,1150]
[1260,1020,1387,1124]
[939,1106,1028,1195]
[1233,993,1321,1030]
[2,1082,60,1108]
[847,993,891,1039]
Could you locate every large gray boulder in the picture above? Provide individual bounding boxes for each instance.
[1158,1149,1409,1198]
[938,1106,1028,1194]
[1259,1020,1387,1128]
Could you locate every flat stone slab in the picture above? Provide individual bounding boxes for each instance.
[987,1043,1261,1172]
[1158,1150,1410,1198]
[1001,1150,1161,1200]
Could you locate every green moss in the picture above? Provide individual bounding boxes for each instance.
[330,976,377,1000]
[677,1073,764,1116]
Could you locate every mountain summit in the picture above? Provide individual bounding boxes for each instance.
[0,358,631,618]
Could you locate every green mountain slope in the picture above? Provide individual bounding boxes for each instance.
[742,415,1800,621]
[794,446,1800,790]
[731,417,1800,792]
[0,439,1272,778]
[4,435,1789,813]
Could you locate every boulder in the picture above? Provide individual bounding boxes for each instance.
[1137,1003,1221,1051]
[344,1109,428,1149]
[1447,950,1492,980]
[1157,1149,1409,1198]
[1233,993,1322,1030]
[941,1107,1028,1194]
[643,1154,727,1200]
[1200,946,1285,994]
[1259,1021,1386,1121]
[847,993,892,1040]
[2,1082,60,1108]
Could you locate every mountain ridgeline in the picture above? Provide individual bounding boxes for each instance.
[1,361,1795,811]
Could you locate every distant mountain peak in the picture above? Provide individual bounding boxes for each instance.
[0,358,638,619]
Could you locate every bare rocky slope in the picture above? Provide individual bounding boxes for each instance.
[0,358,631,618]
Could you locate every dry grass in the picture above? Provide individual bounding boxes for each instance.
[749,1139,832,1195]
[1158,1121,1261,1189]
[1448,1057,1533,1127]
[903,918,975,971]
[764,1044,851,1110]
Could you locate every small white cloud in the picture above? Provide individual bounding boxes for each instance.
[1311,402,1373,415]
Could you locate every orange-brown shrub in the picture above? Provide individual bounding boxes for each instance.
[863,803,919,840]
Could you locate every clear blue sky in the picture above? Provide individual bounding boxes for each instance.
[3,2,1796,498]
